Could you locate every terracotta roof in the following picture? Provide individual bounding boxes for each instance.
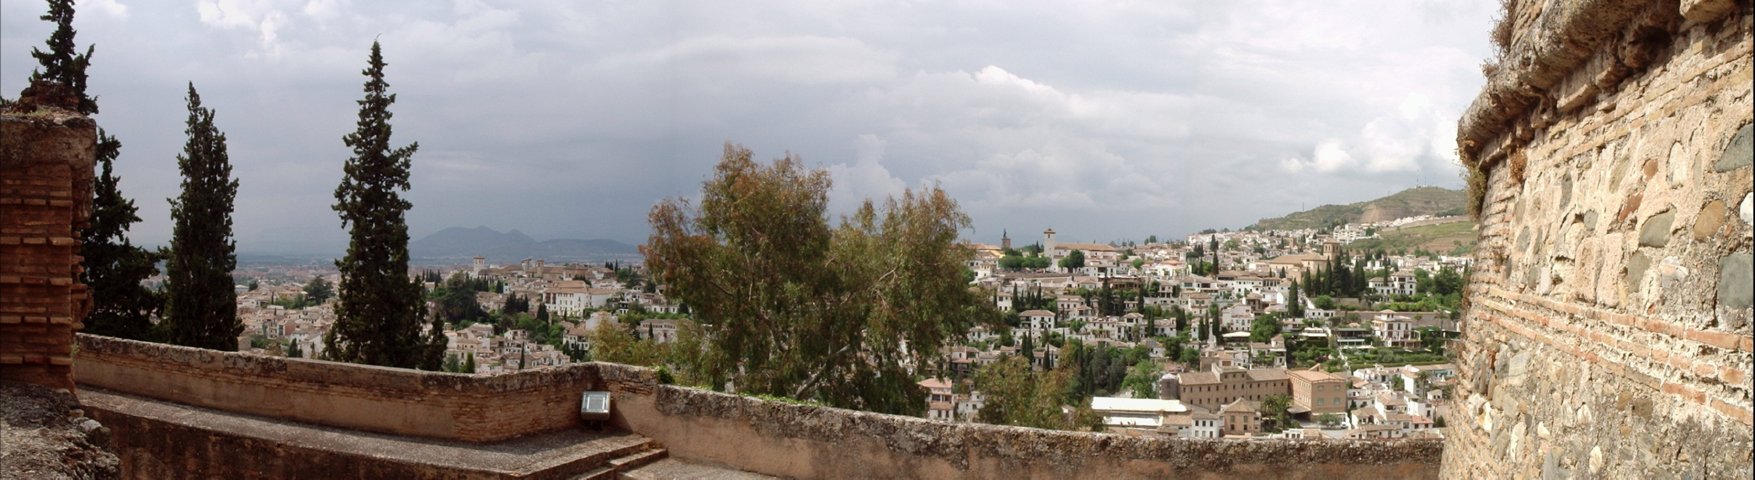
[1180,371,1219,385]
[1220,399,1260,413]
[1288,370,1344,383]
[1246,369,1288,381]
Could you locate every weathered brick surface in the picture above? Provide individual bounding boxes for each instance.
[1,108,96,391]
[1446,0,1754,477]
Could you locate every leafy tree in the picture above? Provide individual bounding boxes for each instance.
[25,0,96,114]
[1249,314,1281,343]
[586,320,664,366]
[246,279,259,291]
[326,42,444,370]
[1059,249,1086,270]
[1121,359,1160,398]
[974,356,1098,430]
[287,339,304,359]
[162,84,240,351]
[303,276,334,304]
[1261,394,1293,433]
[435,285,485,326]
[80,130,163,340]
[643,143,988,414]
[443,353,461,372]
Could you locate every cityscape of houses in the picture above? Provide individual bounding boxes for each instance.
[232,215,1472,441]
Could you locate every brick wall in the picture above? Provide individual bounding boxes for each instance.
[1446,0,1753,477]
[1,108,96,391]
[74,334,601,443]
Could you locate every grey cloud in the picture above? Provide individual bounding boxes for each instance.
[1,0,1497,253]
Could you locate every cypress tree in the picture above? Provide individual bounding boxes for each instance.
[25,0,96,114]
[35,1,164,341]
[163,84,241,350]
[326,42,444,370]
[81,130,162,340]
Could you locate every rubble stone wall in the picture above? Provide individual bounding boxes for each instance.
[1,108,96,391]
[1446,0,1754,477]
[73,334,600,443]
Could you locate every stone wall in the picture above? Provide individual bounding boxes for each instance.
[1446,0,1753,477]
[74,334,600,443]
[1,107,96,391]
[77,335,1443,478]
[596,364,1443,479]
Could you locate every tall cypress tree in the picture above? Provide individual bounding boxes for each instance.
[25,0,163,340]
[326,41,444,370]
[163,84,241,350]
[82,130,163,340]
[26,0,96,114]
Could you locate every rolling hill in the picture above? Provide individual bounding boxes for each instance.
[1248,186,1467,231]
[410,226,639,264]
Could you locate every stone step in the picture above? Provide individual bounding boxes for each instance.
[619,458,779,480]
[81,387,659,479]
[569,445,666,480]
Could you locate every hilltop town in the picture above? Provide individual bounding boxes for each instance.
[227,213,1475,441]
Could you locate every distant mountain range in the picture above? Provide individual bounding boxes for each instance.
[409,226,640,264]
[1249,186,1467,231]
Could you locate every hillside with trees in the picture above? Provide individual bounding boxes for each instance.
[1248,186,1466,231]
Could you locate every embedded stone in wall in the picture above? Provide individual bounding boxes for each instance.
[1715,122,1751,172]
[1720,253,1752,309]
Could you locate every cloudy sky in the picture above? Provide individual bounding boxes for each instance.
[1,0,1497,254]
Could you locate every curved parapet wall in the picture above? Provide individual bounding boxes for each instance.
[1448,0,1753,478]
[76,334,1443,478]
[596,363,1441,479]
[73,334,599,443]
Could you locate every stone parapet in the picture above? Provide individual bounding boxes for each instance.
[598,363,1442,479]
[1,107,96,391]
[77,335,1444,479]
[74,334,603,443]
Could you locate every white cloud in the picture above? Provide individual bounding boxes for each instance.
[826,134,908,215]
[0,1,1500,249]
[195,0,287,55]
[78,0,128,18]
[1281,93,1459,175]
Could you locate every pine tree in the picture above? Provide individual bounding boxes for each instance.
[162,84,241,351]
[24,0,96,114]
[326,42,444,370]
[81,130,162,340]
[464,352,476,373]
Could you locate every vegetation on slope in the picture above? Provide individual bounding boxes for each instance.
[1348,218,1479,256]
[1248,186,1466,231]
